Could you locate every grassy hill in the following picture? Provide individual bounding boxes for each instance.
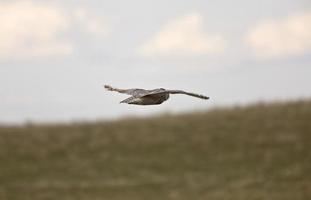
[0,100,311,200]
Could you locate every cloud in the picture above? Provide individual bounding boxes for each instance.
[246,11,311,58]
[0,1,72,59]
[0,1,108,60]
[138,13,226,57]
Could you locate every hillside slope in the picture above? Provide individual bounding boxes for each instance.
[0,100,311,200]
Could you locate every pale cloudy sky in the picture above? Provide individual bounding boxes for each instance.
[0,0,310,124]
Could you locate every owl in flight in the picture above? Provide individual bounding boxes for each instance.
[104,85,209,105]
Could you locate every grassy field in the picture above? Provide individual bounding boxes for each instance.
[0,100,311,200]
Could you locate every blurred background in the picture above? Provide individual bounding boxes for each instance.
[0,0,311,199]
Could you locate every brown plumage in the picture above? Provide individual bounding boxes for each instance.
[104,85,209,105]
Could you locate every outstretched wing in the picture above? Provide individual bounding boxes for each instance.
[143,89,209,100]
[104,85,149,97]
[167,90,209,100]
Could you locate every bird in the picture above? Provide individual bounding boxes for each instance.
[104,85,209,105]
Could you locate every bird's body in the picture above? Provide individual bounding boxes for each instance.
[104,85,209,105]
[122,91,170,105]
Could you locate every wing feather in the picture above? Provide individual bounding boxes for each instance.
[147,89,209,100]
[104,85,148,97]
[167,90,209,99]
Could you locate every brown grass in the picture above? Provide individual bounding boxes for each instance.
[0,100,311,200]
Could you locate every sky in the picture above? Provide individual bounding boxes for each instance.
[0,0,311,124]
